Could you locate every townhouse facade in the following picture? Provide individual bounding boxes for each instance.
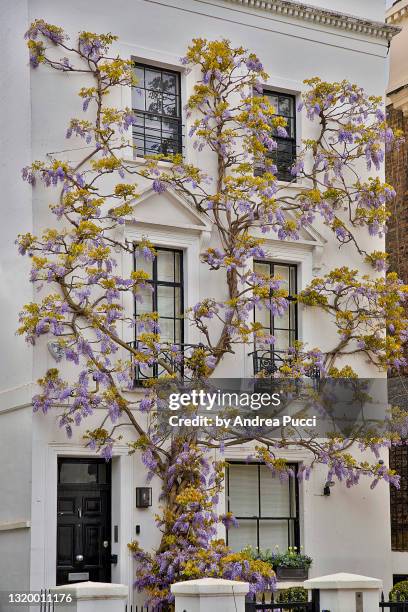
[0,0,402,605]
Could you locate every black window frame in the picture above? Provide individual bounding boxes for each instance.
[133,246,184,380]
[226,461,300,551]
[253,260,298,351]
[132,62,183,159]
[390,445,408,551]
[256,89,297,182]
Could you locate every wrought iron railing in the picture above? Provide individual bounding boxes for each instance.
[380,592,408,610]
[249,348,320,380]
[246,589,320,611]
[127,341,203,386]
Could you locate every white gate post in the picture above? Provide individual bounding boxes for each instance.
[171,578,250,612]
[51,581,128,612]
[304,573,382,612]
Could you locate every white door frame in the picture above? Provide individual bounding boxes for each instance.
[30,443,134,594]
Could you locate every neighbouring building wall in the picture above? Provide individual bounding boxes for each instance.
[386,0,408,282]
[0,0,33,594]
[386,107,408,279]
[0,407,33,590]
[386,0,408,582]
[0,0,33,394]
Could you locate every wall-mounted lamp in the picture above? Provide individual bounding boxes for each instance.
[323,481,335,496]
[136,487,152,508]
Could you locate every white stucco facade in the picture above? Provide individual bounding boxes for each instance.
[0,0,401,605]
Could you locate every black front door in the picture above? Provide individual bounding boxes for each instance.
[57,458,111,585]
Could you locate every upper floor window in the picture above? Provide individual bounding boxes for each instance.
[226,462,300,552]
[254,261,298,352]
[256,90,297,182]
[132,63,182,158]
[390,445,408,551]
[133,247,184,380]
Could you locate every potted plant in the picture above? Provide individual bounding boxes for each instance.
[390,580,408,602]
[246,546,312,581]
[273,547,312,580]
[277,586,309,602]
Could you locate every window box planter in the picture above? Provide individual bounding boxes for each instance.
[276,566,309,581]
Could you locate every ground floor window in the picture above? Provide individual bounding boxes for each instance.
[226,462,300,552]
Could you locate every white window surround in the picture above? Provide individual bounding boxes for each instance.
[29,443,134,595]
[117,43,191,165]
[243,227,325,376]
[124,230,211,348]
[214,442,311,546]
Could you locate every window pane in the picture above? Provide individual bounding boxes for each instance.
[175,287,182,317]
[260,465,290,517]
[157,250,175,282]
[98,463,107,484]
[174,252,181,282]
[273,329,290,351]
[229,465,259,516]
[146,90,162,114]
[159,318,175,343]
[274,265,290,287]
[228,520,258,552]
[275,308,289,328]
[135,256,153,279]
[290,266,297,293]
[132,89,145,111]
[134,66,145,87]
[162,72,177,94]
[254,261,270,276]
[255,304,271,329]
[59,462,98,484]
[284,117,295,138]
[266,93,279,111]
[145,69,162,91]
[260,519,288,550]
[145,134,162,155]
[290,301,296,329]
[136,285,154,314]
[157,286,174,317]
[162,94,177,117]
[278,96,293,117]
[174,319,182,344]
[145,114,161,137]
[162,118,179,140]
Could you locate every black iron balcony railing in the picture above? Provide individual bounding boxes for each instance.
[127,341,203,386]
[249,348,321,380]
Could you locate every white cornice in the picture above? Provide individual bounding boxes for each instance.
[223,0,401,40]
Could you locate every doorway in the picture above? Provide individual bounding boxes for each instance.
[56,458,111,585]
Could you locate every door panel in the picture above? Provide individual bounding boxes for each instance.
[57,459,111,585]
